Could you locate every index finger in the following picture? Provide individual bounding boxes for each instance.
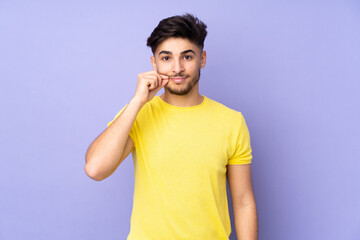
[157,72,170,79]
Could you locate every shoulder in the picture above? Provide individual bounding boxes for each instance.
[135,96,161,118]
[205,96,244,120]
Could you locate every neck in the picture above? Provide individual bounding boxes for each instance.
[160,86,204,107]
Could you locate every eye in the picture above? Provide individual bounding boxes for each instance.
[162,56,170,61]
[184,55,192,60]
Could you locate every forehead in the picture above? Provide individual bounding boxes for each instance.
[155,37,200,55]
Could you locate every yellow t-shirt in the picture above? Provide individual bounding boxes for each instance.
[107,95,252,240]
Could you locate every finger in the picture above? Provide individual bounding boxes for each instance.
[141,70,158,76]
[153,72,167,89]
[154,79,169,92]
[143,71,163,87]
[142,70,169,80]
[142,70,164,77]
[143,77,157,90]
[159,74,170,79]
[154,73,169,88]
[161,79,170,87]
[154,73,162,89]
[157,72,170,79]
[142,76,159,89]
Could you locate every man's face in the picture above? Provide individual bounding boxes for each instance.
[151,37,206,95]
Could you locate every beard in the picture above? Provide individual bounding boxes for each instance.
[165,70,201,96]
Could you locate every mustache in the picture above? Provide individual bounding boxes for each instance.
[169,74,189,78]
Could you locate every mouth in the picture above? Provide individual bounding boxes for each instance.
[170,76,187,83]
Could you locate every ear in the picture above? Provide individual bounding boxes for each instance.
[200,50,207,69]
[151,56,157,71]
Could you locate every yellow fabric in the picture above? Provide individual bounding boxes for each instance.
[107,95,252,240]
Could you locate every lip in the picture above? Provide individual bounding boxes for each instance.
[171,77,187,83]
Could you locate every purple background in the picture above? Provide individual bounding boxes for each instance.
[1,1,359,239]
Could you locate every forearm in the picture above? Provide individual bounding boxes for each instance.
[85,97,144,179]
[233,203,258,240]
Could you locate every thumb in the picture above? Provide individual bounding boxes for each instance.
[161,79,170,87]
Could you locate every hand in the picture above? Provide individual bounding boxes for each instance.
[133,70,170,105]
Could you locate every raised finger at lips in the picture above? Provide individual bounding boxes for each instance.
[153,75,161,88]
[155,74,164,88]
[158,73,170,79]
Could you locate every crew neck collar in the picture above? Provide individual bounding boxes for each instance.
[156,95,208,110]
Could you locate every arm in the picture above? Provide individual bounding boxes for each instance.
[84,98,142,181]
[84,71,169,181]
[227,164,258,240]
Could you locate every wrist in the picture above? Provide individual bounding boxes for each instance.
[130,97,146,108]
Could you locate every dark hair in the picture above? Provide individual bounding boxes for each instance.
[147,13,207,54]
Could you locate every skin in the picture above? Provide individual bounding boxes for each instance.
[150,37,207,107]
[227,165,259,239]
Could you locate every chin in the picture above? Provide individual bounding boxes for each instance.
[165,87,191,96]
[166,82,198,96]
[165,84,189,95]
[165,72,200,96]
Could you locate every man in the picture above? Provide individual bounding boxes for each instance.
[85,13,258,240]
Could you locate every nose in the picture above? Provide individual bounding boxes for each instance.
[172,58,184,74]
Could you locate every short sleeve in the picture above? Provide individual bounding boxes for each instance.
[228,113,253,165]
[107,104,135,140]
[107,104,128,128]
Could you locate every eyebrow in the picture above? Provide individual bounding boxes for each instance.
[158,49,196,56]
